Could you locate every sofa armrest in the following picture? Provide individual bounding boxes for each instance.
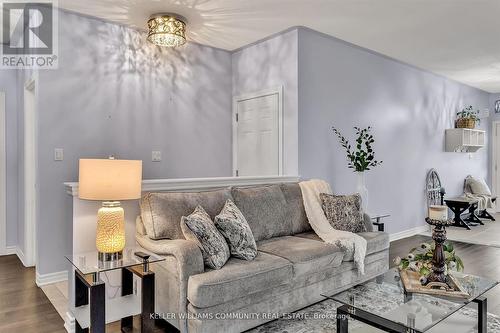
[136,235,203,332]
[136,234,204,279]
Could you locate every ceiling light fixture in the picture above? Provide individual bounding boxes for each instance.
[147,13,187,47]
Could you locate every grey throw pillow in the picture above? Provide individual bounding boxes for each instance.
[181,206,230,269]
[320,193,366,233]
[215,200,257,261]
[467,176,491,195]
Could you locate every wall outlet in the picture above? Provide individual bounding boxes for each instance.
[152,151,162,162]
[54,148,64,161]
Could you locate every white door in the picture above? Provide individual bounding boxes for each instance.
[235,90,282,176]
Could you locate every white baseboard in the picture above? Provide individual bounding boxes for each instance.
[389,225,430,242]
[15,246,30,267]
[64,311,75,333]
[36,270,68,287]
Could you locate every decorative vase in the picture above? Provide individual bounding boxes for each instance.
[356,172,369,212]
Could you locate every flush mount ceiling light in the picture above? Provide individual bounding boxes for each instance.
[147,13,187,47]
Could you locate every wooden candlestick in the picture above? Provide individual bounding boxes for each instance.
[424,218,454,287]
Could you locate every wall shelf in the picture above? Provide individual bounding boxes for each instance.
[445,128,485,152]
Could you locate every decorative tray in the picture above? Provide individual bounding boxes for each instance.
[399,269,470,299]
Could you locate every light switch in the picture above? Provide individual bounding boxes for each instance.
[54,148,64,161]
[152,151,162,162]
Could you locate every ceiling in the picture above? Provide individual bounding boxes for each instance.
[57,0,500,93]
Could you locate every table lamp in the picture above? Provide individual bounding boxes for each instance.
[78,158,142,261]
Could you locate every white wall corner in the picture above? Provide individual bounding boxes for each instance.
[15,246,29,267]
[36,269,68,287]
[389,225,430,242]
[64,311,75,333]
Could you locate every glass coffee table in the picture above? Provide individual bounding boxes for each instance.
[323,268,498,333]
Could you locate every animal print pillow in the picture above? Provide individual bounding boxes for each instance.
[320,193,366,233]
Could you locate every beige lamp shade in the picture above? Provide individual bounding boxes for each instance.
[78,159,142,201]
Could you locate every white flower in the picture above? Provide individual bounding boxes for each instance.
[393,256,401,265]
[407,253,415,261]
[408,261,418,271]
[448,261,457,271]
[420,243,431,251]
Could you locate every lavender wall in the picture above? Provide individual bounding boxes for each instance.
[4,20,495,275]
[35,10,233,274]
[232,29,299,175]
[298,28,490,234]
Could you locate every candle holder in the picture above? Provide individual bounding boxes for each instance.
[424,217,454,288]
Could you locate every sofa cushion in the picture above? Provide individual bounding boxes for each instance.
[294,231,390,261]
[280,183,311,234]
[257,236,344,277]
[140,188,232,240]
[231,185,291,241]
[187,252,292,308]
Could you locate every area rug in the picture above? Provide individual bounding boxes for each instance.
[247,281,500,333]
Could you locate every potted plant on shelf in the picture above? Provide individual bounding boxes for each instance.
[456,105,480,129]
[332,126,382,211]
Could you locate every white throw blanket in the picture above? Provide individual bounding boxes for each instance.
[299,179,367,275]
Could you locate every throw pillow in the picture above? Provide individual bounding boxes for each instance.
[320,193,366,233]
[181,206,230,269]
[467,176,491,196]
[215,200,258,260]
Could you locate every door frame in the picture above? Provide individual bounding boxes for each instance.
[24,75,37,267]
[492,121,500,212]
[232,86,284,177]
[0,92,5,255]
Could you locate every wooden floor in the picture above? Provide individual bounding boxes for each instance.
[0,255,65,333]
[0,255,174,333]
[2,235,500,332]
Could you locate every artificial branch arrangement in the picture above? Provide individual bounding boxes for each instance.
[332,126,382,172]
[394,241,464,285]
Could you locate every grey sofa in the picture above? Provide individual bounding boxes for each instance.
[136,182,389,333]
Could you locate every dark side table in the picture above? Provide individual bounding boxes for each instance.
[66,248,164,333]
[370,214,390,232]
[444,197,480,230]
